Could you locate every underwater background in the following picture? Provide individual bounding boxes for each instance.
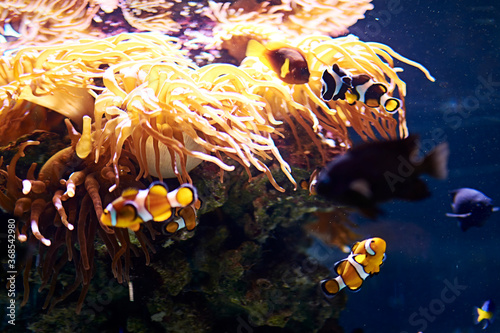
[0,0,498,332]
[338,0,500,332]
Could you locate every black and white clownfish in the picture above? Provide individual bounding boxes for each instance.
[101,181,197,232]
[320,237,386,297]
[345,74,401,113]
[475,299,496,329]
[321,64,352,101]
[246,39,310,84]
[446,188,499,231]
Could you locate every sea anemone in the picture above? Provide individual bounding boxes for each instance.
[0,33,185,145]
[90,33,434,194]
[207,0,374,41]
[0,0,102,53]
[118,0,181,33]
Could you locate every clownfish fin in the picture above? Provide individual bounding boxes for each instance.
[175,184,197,207]
[129,223,141,232]
[354,254,366,264]
[153,208,172,222]
[320,276,344,298]
[345,92,357,104]
[280,58,290,78]
[384,98,401,113]
[122,187,139,198]
[333,259,347,275]
[446,212,472,218]
[347,284,362,292]
[194,198,202,210]
[149,181,169,196]
[164,220,181,234]
[178,206,197,231]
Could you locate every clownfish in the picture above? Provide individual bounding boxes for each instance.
[162,198,202,235]
[320,237,386,297]
[345,74,401,113]
[101,181,197,231]
[245,39,310,84]
[321,64,352,101]
[475,299,496,329]
[299,167,320,196]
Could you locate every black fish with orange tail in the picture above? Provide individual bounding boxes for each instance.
[315,135,449,218]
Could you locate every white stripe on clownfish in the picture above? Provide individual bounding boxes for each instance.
[364,238,375,255]
[334,275,346,291]
[347,254,370,280]
[106,202,118,226]
[134,188,154,222]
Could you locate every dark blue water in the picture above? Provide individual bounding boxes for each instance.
[333,0,500,332]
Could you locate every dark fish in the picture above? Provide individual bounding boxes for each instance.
[246,39,310,84]
[315,135,449,218]
[321,64,352,101]
[446,188,498,231]
[474,299,496,329]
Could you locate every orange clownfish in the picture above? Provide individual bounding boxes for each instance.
[163,198,202,235]
[345,74,401,113]
[101,181,197,232]
[320,237,386,297]
[299,167,321,196]
[245,39,310,85]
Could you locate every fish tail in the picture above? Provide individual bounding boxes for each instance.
[320,276,345,298]
[246,40,273,70]
[475,307,490,325]
[421,142,449,179]
[246,39,266,57]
